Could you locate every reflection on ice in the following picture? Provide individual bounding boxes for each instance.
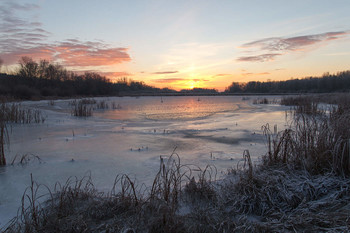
[0,96,290,227]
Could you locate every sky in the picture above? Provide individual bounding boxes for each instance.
[0,0,349,91]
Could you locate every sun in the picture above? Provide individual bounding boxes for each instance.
[188,80,196,89]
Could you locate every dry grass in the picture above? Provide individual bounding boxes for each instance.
[70,99,93,117]
[10,154,42,166]
[0,101,45,165]
[96,100,109,109]
[0,108,8,165]
[1,102,45,124]
[274,94,350,175]
[4,147,349,232]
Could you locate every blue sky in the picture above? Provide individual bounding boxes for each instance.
[1,0,349,90]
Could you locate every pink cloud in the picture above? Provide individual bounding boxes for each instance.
[241,31,348,52]
[0,2,131,67]
[1,41,131,67]
[238,31,349,62]
[213,73,231,77]
[100,71,132,77]
[237,53,281,62]
[54,43,131,66]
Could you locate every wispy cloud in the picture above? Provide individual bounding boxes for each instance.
[1,40,131,66]
[241,72,270,76]
[237,53,281,62]
[152,78,209,83]
[71,70,132,78]
[237,31,349,62]
[213,73,230,77]
[99,71,132,77]
[152,78,184,83]
[54,41,131,67]
[0,2,131,67]
[0,2,48,55]
[152,71,178,74]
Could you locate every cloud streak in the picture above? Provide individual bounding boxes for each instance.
[54,41,131,66]
[0,2,131,67]
[152,78,209,83]
[237,53,281,62]
[241,72,270,76]
[237,31,349,62]
[152,71,179,75]
[99,71,132,77]
[213,73,231,77]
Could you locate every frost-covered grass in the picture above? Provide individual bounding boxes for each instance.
[0,101,45,165]
[70,98,121,116]
[0,102,45,124]
[70,99,93,117]
[279,94,350,175]
[3,152,350,232]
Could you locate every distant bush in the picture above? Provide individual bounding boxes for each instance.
[14,85,39,100]
[40,87,56,97]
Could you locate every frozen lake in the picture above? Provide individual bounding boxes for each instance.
[0,95,290,227]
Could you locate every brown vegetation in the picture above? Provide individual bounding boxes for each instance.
[0,101,45,165]
[70,99,93,117]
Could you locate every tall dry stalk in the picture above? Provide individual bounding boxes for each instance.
[271,95,350,175]
[0,103,9,165]
[70,99,93,117]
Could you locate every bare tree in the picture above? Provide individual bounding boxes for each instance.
[18,56,39,78]
[0,58,3,73]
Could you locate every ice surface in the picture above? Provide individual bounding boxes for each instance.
[0,96,290,227]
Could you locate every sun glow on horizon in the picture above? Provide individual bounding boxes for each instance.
[187,80,196,89]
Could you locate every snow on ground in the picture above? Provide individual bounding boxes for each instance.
[0,95,289,227]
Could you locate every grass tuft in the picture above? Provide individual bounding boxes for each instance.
[70,99,93,117]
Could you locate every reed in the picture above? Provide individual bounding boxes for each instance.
[96,100,109,109]
[0,102,45,124]
[275,94,350,175]
[0,111,8,166]
[10,154,42,166]
[70,99,93,117]
[48,100,55,106]
[252,97,269,104]
[0,102,45,165]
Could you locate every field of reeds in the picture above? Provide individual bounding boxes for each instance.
[0,101,45,166]
[70,98,121,117]
[2,94,350,232]
[70,99,94,117]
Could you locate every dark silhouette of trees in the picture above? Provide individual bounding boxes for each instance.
[225,71,350,93]
[0,57,165,99]
[2,56,349,99]
[180,88,218,94]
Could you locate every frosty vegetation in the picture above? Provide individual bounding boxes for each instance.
[2,94,350,232]
[0,101,45,166]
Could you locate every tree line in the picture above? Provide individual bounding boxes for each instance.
[1,56,350,99]
[0,57,162,99]
[225,71,350,93]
